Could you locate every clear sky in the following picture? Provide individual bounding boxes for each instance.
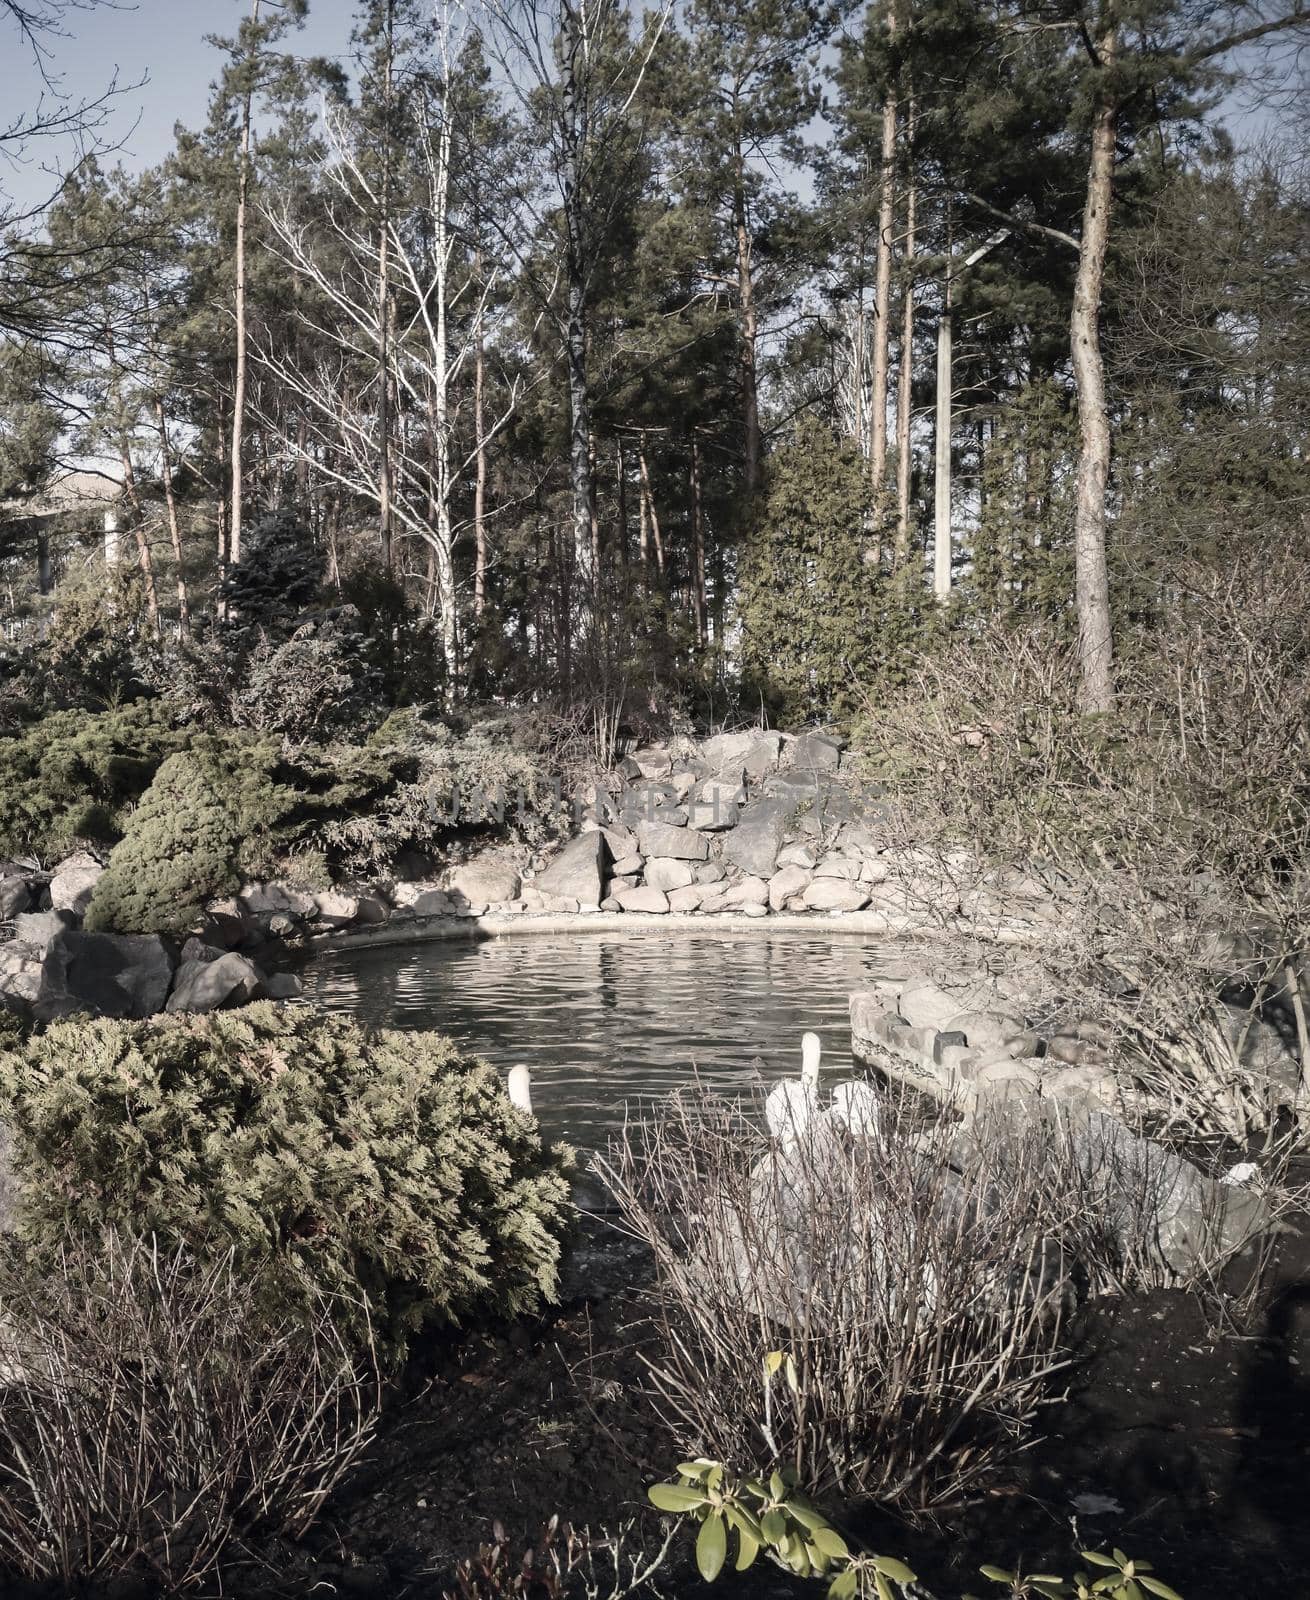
[0,0,362,212]
[0,0,1290,218]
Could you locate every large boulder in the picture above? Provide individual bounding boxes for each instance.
[11,910,77,952]
[636,820,709,861]
[239,882,317,921]
[166,952,266,1014]
[536,832,609,907]
[898,979,968,1032]
[768,864,812,911]
[801,879,870,912]
[49,850,104,917]
[645,857,695,892]
[688,778,742,831]
[314,891,361,928]
[0,877,31,921]
[1064,1107,1266,1277]
[722,797,793,877]
[35,931,175,1022]
[743,734,785,782]
[700,731,759,772]
[0,945,42,1006]
[615,886,670,914]
[790,731,842,771]
[449,859,522,908]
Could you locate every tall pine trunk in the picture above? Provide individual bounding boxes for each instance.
[869,0,897,533]
[733,140,761,497]
[561,11,594,614]
[894,104,917,571]
[1070,24,1118,715]
[229,0,259,568]
[154,396,190,635]
[473,255,488,618]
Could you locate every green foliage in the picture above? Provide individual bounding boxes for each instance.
[219,508,323,629]
[649,1456,1181,1600]
[738,423,882,722]
[84,738,301,933]
[4,561,166,716]
[0,1002,574,1360]
[0,701,185,860]
[972,382,1076,618]
[316,713,556,873]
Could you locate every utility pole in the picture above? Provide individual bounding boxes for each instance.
[933,227,1008,604]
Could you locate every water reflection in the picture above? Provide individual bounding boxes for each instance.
[301,931,904,1148]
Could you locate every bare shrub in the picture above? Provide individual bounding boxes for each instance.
[0,1232,380,1591]
[597,1089,1080,1516]
[855,568,1310,1144]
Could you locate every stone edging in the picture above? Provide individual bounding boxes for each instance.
[303,906,1048,955]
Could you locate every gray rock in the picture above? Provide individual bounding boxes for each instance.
[239,882,317,920]
[612,853,644,876]
[695,860,727,885]
[263,971,303,1000]
[0,878,31,921]
[776,843,817,870]
[943,1011,1028,1054]
[199,911,248,949]
[166,952,265,1014]
[813,853,861,881]
[768,864,812,911]
[615,886,670,914]
[667,885,707,912]
[801,879,870,912]
[537,832,610,907]
[595,822,640,860]
[722,798,794,877]
[717,876,768,908]
[645,857,695,892]
[181,937,226,965]
[12,910,77,952]
[632,746,672,779]
[353,895,390,927]
[606,875,642,894]
[0,946,42,1005]
[790,731,842,771]
[314,891,360,927]
[36,931,176,1022]
[637,820,709,861]
[898,979,968,1032]
[743,734,785,782]
[614,755,643,782]
[449,860,522,907]
[700,731,760,771]
[1065,1107,1266,1276]
[49,850,103,917]
[688,778,742,831]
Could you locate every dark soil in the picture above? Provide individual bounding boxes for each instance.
[14,1213,1310,1599]
[261,1210,1310,1600]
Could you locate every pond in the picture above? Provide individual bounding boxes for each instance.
[300,930,909,1149]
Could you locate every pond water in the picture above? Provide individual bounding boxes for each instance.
[300,930,908,1149]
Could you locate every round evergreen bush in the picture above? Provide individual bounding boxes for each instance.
[84,738,300,934]
[0,1002,574,1360]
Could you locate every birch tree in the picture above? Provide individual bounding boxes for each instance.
[257,11,522,698]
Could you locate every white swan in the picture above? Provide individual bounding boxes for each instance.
[765,1032,822,1142]
[507,1063,534,1116]
[829,1079,882,1138]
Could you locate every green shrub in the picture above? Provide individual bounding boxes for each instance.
[84,737,302,933]
[737,421,923,723]
[0,1002,573,1359]
[0,701,185,860]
